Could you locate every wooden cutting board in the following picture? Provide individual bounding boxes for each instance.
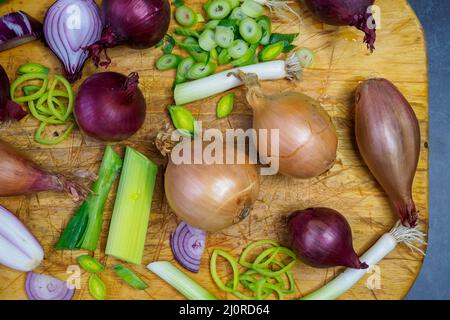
[0,0,428,300]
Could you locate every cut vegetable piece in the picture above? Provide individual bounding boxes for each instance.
[199,29,217,51]
[26,272,74,300]
[182,37,209,62]
[176,56,195,84]
[156,54,182,71]
[168,105,196,136]
[105,147,158,265]
[175,5,198,27]
[175,27,199,38]
[0,11,42,52]
[170,222,206,273]
[17,63,49,75]
[113,265,149,290]
[228,39,249,59]
[241,0,264,18]
[217,93,235,118]
[230,7,248,20]
[76,255,104,273]
[148,261,217,300]
[187,61,216,80]
[206,0,232,20]
[259,41,284,61]
[56,146,123,251]
[210,249,240,293]
[295,47,314,68]
[88,274,106,300]
[230,43,257,66]
[22,85,41,96]
[227,0,240,9]
[203,19,221,30]
[269,32,299,53]
[215,26,235,48]
[257,15,271,45]
[239,17,262,44]
[218,48,232,65]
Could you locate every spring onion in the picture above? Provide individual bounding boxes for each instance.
[230,7,248,20]
[113,265,149,290]
[239,17,262,44]
[17,63,49,75]
[228,39,249,59]
[174,52,301,105]
[259,41,284,61]
[156,54,182,71]
[168,105,197,136]
[301,222,426,300]
[56,146,123,251]
[218,49,232,65]
[105,147,158,265]
[269,32,299,53]
[241,0,264,18]
[202,19,221,30]
[76,255,105,273]
[187,61,217,80]
[230,43,257,67]
[147,261,217,300]
[227,0,240,9]
[89,274,107,300]
[257,16,272,45]
[175,5,198,27]
[217,93,235,118]
[182,37,209,63]
[199,29,218,51]
[175,27,199,38]
[215,26,235,48]
[206,0,232,20]
[176,56,195,84]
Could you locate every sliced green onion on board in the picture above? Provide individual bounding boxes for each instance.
[182,37,209,62]
[76,255,105,273]
[230,6,248,20]
[228,39,249,59]
[88,274,107,300]
[206,0,232,20]
[218,48,232,65]
[199,29,218,51]
[17,63,49,75]
[215,26,235,48]
[113,265,149,290]
[227,0,240,9]
[259,41,284,61]
[175,27,199,38]
[239,17,262,44]
[202,19,221,30]
[241,0,264,18]
[176,56,195,84]
[168,105,197,136]
[217,93,235,118]
[156,54,182,71]
[175,5,198,27]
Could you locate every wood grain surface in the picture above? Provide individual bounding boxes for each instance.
[0,0,428,300]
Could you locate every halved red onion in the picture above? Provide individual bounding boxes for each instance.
[0,11,42,52]
[26,272,75,300]
[170,222,206,273]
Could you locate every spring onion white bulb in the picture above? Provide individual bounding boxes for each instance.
[253,0,301,21]
[301,221,427,300]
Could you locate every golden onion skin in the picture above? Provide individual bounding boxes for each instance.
[164,150,260,232]
[355,78,420,227]
[253,92,338,179]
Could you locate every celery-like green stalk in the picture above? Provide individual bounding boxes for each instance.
[147,261,217,300]
[105,147,158,264]
[56,146,122,251]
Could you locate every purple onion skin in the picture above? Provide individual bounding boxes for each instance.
[288,207,368,269]
[74,72,146,142]
[0,11,43,52]
[304,0,376,51]
[0,65,27,122]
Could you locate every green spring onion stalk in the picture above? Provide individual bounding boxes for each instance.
[56,146,123,251]
[147,261,217,300]
[76,255,105,273]
[206,0,232,20]
[105,147,158,264]
[113,265,148,290]
[230,7,248,20]
[156,54,182,71]
[301,222,426,300]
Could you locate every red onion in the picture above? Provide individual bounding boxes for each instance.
[74,72,146,141]
[0,65,27,122]
[0,11,43,52]
[26,272,75,300]
[304,0,376,51]
[0,139,88,200]
[44,0,102,82]
[170,222,206,273]
[355,79,420,227]
[87,0,171,67]
[288,207,368,269]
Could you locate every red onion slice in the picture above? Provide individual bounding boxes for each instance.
[25,272,75,300]
[0,11,42,52]
[170,222,206,273]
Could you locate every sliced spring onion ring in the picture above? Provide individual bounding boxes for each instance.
[112,265,149,290]
[230,43,257,67]
[187,61,216,80]
[76,255,105,273]
[11,73,48,103]
[230,7,248,20]
[88,274,106,300]
[34,122,75,145]
[228,39,249,59]
[202,19,221,30]
[214,26,234,48]
[259,41,284,61]
[182,37,209,63]
[156,54,182,71]
[239,17,262,44]
[168,105,197,136]
[216,93,235,118]
[206,0,232,20]
[239,239,279,268]
[175,27,199,38]
[218,48,232,65]
[241,0,264,18]
[176,56,195,84]
[47,75,73,121]
[257,15,272,45]
[175,5,198,27]
[199,29,217,51]
[210,249,240,293]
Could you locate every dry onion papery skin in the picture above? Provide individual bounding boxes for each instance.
[241,72,338,179]
[163,141,260,232]
[355,78,420,227]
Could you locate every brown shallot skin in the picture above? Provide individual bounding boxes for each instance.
[0,140,87,200]
[355,78,420,227]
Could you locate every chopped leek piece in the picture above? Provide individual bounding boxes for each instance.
[105,147,158,264]
[89,274,107,300]
[258,41,284,61]
[199,29,217,51]
[227,0,240,9]
[156,54,182,71]
[113,265,148,290]
[76,255,105,273]
[217,48,232,65]
[147,261,217,300]
[241,0,264,18]
[187,61,216,80]
[228,39,249,59]
[206,0,232,20]
[175,5,198,27]
[215,26,235,48]
[239,17,262,44]
[217,93,235,118]
[168,105,197,136]
[257,16,272,45]
[230,7,248,20]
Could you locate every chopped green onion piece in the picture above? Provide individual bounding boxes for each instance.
[34,122,75,145]
[162,35,175,54]
[239,239,279,268]
[175,27,199,38]
[230,43,257,66]
[228,39,249,59]
[176,56,195,83]
[22,85,41,96]
[148,261,217,300]
[257,15,272,45]
[210,249,239,293]
[175,5,198,27]
[217,48,232,65]
[168,105,197,136]
[206,0,232,20]
[217,93,235,118]
[199,29,217,51]
[259,41,284,61]
[241,0,264,18]
[105,147,158,265]
[89,274,107,300]
[227,0,240,9]
[197,13,205,22]
[112,265,148,290]
[17,63,49,75]
[156,54,182,71]
[239,17,262,44]
[295,47,314,68]
[215,26,235,48]
[269,32,299,53]
[76,255,105,273]
[203,19,221,30]
[181,37,209,63]
[187,61,216,80]
[230,7,248,20]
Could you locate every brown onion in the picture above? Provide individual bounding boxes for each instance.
[355,78,420,227]
[157,132,260,232]
[239,72,337,179]
[0,139,88,200]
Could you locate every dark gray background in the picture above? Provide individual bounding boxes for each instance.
[406,0,450,300]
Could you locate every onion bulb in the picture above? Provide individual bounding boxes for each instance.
[238,72,337,179]
[157,131,260,232]
[355,78,420,227]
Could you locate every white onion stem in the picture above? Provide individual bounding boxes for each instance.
[301,222,427,300]
[253,0,301,21]
[174,54,301,105]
